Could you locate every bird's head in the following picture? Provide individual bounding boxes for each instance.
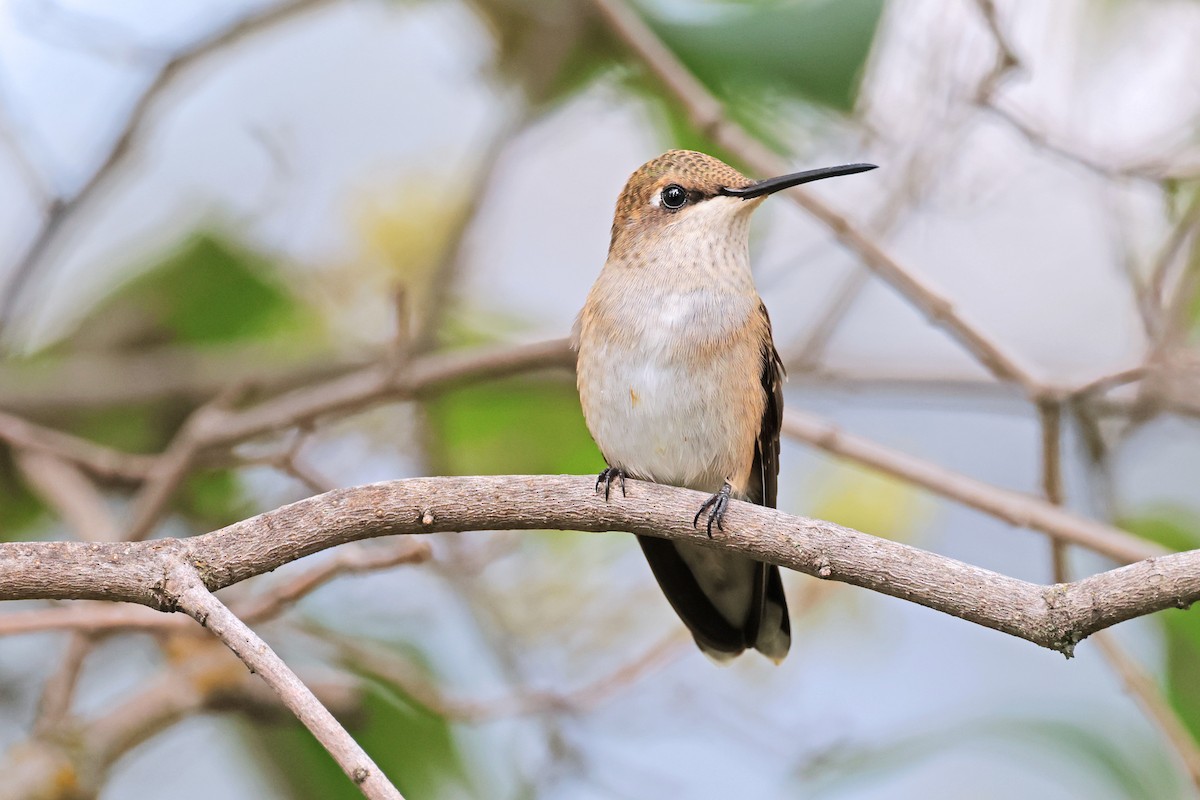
[608,149,876,258]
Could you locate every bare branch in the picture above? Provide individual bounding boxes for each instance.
[0,409,154,482]
[234,540,431,624]
[126,393,238,541]
[1037,400,1069,583]
[781,410,1161,564]
[316,626,685,722]
[0,338,1162,563]
[1092,632,1200,790]
[0,476,1196,656]
[31,631,92,737]
[168,563,403,800]
[0,638,361,800]
[14,450,119,541]
[114,338,574,539]
[0,342,364,414]
[0,540,429,638]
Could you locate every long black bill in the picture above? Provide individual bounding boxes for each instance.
[719,163,877,199]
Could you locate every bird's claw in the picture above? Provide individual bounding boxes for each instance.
[595,467,627,501]
[693,482,732,538]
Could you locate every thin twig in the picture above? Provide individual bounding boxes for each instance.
[1036,393,1200,791]
[125,394,237,541]
[0,640,361,800]
[168,563,402,800]
[781,409,1161,564]
[235,540,431,624]
[1037,400,1069,583]
[14,450,119,541]
[31,631,92,737]
[0,603,180,637]
[971,0,1023,100]
[1148,192,1200,323]
[0,341,365,414]
[1091,632,1200,792]
[316,626,686,723]
[0,409,154,482]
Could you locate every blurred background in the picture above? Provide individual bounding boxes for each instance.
[1,0,1199,797]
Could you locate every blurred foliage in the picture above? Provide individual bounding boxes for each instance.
[251,681,472,800]
[652,0,884,112]
[424,376,601,477]
[1123,507,1200,746]
[69,402,185,454]
[177,468,256,530]
[1,232,319,539]
[76,232,316,348]
[471,0,882,157]
[1187,246,1200,337]
[806,462,930,542]
[799,715,1187,799]
[0,448,45,540]
[340,179,469,344]
[1121,506,1200,553]
[642,0,884,167]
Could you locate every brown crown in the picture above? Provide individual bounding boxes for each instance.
[610,150,752,238]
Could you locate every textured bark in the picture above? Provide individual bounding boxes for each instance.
[1,475,1195,656]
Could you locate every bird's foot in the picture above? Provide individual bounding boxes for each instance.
[693,482,732,538]
[595,467,627,501]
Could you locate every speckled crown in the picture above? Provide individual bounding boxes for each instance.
[613,150,751,220]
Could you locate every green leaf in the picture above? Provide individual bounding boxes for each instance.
[424,376,601,477]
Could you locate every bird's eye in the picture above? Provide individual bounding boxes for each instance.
[660,184,687,210]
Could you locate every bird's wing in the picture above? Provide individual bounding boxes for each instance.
[740,303,790,660]
[746,303,784,510]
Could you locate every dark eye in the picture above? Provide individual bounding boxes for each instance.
[660,184,687,210]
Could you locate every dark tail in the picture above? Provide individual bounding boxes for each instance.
[638,536,790,662]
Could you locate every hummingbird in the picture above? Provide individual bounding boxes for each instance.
[574,150,876,662]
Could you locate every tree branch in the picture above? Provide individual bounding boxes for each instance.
[0,639,362,800]
[781,409,1162,564]
[1092,631,1200,789]
[0,476,1196,656]
[167,563,402,800]
[0,409,155,482]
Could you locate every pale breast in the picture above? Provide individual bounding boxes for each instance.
[576,290,764,494]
